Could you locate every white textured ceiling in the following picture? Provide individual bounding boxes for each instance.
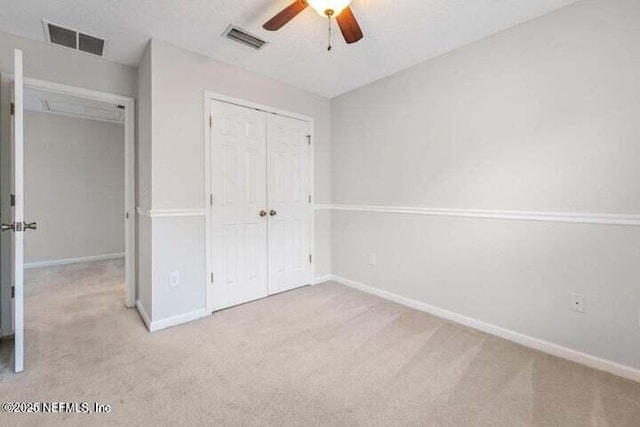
[0,0,579,97]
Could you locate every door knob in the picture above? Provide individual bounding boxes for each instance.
[269,210,277,217]
[1,223,14,232]
[259,210,267,217]
[24,222,37,230]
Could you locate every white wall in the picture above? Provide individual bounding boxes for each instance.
[24,111,124,264]
[136,41,153,318]
[138,39,332,326]
[330,0,640,371]
[0,31,137,335]
[0,31,136,97]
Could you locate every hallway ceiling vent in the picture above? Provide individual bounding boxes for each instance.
[43,20,106,57]
[224,25,267,50]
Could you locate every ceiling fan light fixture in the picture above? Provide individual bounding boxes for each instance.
[263,0,363,46]
[306,0,352,17]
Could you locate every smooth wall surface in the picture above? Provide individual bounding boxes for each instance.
[24,112,124,263]
[141,39,332,324]
[0,31,137,97]
[330,0,640,369]
[136,41,153,315]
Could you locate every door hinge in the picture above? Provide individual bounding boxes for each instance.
[309,254,312,264]
[306,135,311,145]
[308,195,312,204]
[10,102,15,116]
[10,194,15,207]
[210,194,213,206]
[11,286,15,298]
[209,116,213,128]
[210,273,214,283]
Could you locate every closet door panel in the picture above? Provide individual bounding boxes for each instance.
[211,100,268,310]
[267,115,312,294]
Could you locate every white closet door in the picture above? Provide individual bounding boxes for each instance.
[210,100,268,311]
[266,114,312,295]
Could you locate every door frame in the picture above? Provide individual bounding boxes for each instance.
[20,77,137,308]
[203,91,315,314]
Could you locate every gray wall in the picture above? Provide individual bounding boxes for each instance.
[330,0,640,369]
[24,112,124,264]
[0,31,137,336]
[139,39,332,324]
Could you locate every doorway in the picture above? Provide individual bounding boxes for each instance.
[19,78,136,309]
[0,73,135,373]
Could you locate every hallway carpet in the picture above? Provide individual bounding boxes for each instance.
[0,259,639,426]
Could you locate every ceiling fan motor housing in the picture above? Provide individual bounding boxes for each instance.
[307,0,353,18]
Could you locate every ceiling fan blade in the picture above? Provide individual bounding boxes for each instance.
[336,7,363,44]
[263,0,308,31]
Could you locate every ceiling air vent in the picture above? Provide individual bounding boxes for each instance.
[224,25,267,50]
[43,20,106,56]
[78,33,105,56]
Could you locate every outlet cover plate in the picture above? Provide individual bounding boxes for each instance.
[571,293,585,313]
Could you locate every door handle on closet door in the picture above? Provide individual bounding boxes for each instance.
[269,210,277,217]
[259,210,267,218]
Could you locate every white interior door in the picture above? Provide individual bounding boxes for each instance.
[210,100,268,311]
[8,49,24,373]
[266,114,312,294]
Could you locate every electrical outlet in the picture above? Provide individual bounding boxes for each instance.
[368,253,376,267]
[571,293,585,313]
[169,271,180,288]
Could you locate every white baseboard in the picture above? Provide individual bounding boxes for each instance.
[148,308,210,332]
[320,274,640,383]
[313,274,333,285]
[136,300,208,332]
[25,253,125,269]
[136,300,152,331]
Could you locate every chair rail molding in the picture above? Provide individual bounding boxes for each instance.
[136,207,206,218]
[314,204,640,227]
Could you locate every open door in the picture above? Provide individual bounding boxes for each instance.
[2,49,26,372]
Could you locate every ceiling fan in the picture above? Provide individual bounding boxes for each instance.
[263,0,363,50]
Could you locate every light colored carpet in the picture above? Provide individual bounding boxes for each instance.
[0,260,639,426]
